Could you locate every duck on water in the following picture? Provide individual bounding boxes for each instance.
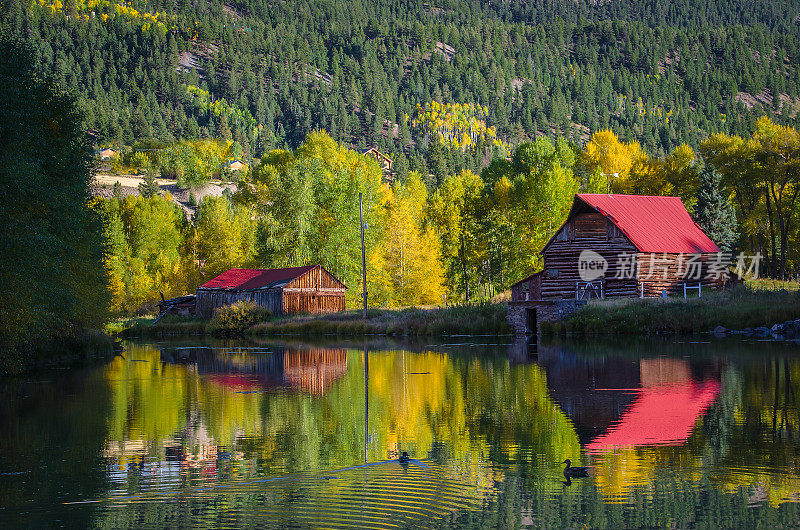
[562,459,589,478]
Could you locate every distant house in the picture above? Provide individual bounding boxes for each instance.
[361,147,393,171]
[226,160,246,171]
[508,194,723,334]
[196,265,346,317]
[99,147,118,160]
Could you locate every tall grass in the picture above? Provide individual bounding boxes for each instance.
[251,302,510,337]
[117,302,511,338]
[543,286,800,336]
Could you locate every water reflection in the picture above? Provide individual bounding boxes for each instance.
[3,337,800,526]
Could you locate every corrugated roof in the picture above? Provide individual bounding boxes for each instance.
[199,265,316,290]
[575,194,720,253]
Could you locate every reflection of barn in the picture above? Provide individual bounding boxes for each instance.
[536,344,721,448]
[508,194,723,334]
[535,344,641,444]
[160,346,349,395]
[196,265,346,318]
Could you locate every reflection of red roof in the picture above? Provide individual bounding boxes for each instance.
[575,194,720,253]
[199,266,316,290]
[585,381,720,453]
[206,374,264,390]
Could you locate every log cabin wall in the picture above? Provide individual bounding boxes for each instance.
[636,253,726,297]
[511,272,542,302]
[541,213,639,300]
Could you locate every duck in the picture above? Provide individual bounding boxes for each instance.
[562,459,589,478]
[399,451,410,463]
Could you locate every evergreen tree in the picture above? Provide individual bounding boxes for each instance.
[138,171,161,198]
[694,166,739,253]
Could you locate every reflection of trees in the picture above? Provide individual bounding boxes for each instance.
[95,343,583,527]
[705,356,800,505]
[101,343,582,499]
[0,372,111,527]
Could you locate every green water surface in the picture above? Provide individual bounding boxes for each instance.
[1,336,800,528]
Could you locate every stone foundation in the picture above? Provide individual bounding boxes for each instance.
[507,299,587,335]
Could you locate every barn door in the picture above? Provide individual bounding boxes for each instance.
[525,308,537,334]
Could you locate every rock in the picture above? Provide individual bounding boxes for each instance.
[783,321,800,339]
[713,325,729,336]
[754,326,770,337]
[771,323,783,333]
[743,327,753,336]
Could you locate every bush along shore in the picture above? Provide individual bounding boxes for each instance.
[0,330,117,376]
[541,287,800,337]
[115,302,511,338]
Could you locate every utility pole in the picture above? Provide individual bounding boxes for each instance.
[359,193,367,320]
[364,345,369,464]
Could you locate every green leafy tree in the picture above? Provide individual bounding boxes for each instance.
[0,37,109,368]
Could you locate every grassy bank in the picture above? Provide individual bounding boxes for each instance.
[116,303,510,338]
[543,286,800,336]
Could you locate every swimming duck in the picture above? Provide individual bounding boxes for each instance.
[399,451,410,463]
[562,459,589,478]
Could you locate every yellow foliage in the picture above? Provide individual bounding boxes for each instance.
[582,129,647,192]
[369,173,446,307]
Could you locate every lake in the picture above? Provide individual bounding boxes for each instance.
[2,336,800,528]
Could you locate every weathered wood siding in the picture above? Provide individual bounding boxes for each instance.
[196,265,346,317]
[282,266,346,314]
[541,213,639,300]
[511,272,542,301]
[196,287,283,318]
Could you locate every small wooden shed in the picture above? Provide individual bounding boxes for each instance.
[196,265,346,318]
[511,193,723,303]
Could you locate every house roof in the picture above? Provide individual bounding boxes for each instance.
[199,266,317,290]
[360,146,392,161]
[545,194,720,254]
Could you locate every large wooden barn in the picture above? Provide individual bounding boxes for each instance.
[508,194,723,334]
[196,265,346,317]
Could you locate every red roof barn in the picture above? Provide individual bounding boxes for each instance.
[196,265,346,317]
[508,194,725,333]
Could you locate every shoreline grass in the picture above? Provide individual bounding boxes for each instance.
[1,329,116,376]
[116,302,511,338]
[543,286,800,337]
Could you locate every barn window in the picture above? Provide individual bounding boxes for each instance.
[522,282,530,300]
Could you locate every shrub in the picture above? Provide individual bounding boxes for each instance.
[209,301,271,335]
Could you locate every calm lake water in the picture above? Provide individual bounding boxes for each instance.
[2,336,800,528]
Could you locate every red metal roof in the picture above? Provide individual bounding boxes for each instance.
[199,266,316,290]
[575,194,720,253]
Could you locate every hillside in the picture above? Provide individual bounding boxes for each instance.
[3,0,800,175]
